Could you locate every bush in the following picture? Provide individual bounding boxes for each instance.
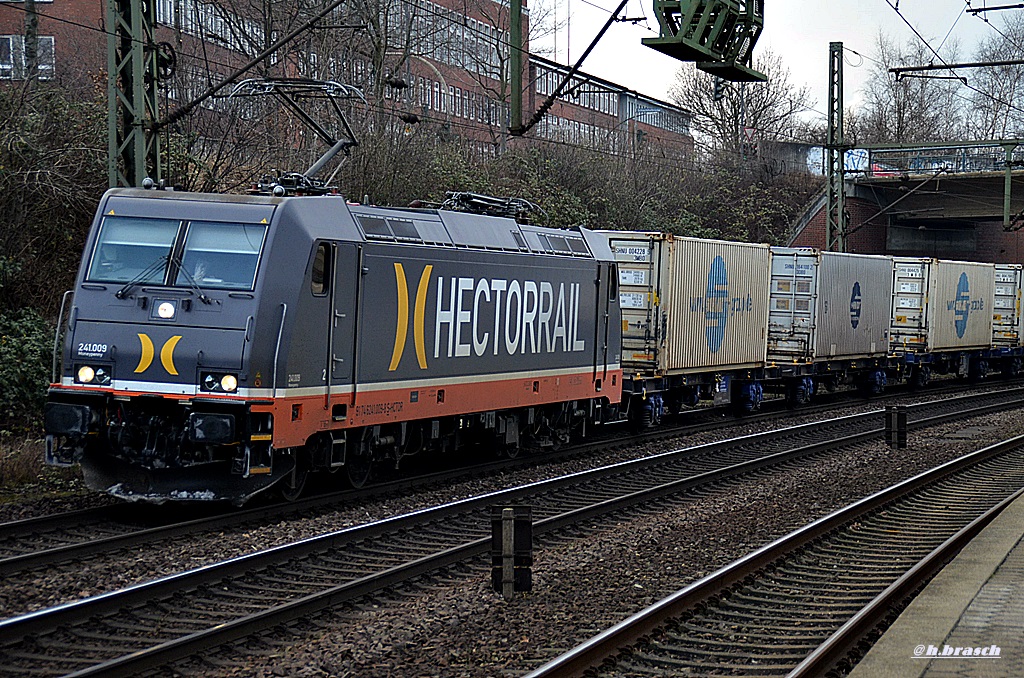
[0,309,52,433]
[0,433,81,497]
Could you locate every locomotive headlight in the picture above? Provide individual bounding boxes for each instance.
[201,372,239,392]
[157,301,176,319]
[76,365,111,385]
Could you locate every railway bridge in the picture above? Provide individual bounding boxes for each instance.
[791,141,1024,264]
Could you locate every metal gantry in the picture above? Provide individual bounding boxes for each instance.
[642,0,767,82]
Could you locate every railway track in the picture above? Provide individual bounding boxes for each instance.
[0,379,995,581]
[526,433,1024,677]
[0,388,1020,676]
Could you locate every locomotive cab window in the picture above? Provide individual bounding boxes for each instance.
[311,242,331,296]
[87,216,180,283]
[174,221,267,290]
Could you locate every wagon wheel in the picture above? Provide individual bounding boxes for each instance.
[278,449,309,501]
[346,428,374,489]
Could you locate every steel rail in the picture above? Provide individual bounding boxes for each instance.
[0,381,924,576]
[524,434,1024,678]
[789,483,1024,677]
[4,381,1008,579]
[1,389,1020,676]
[44,422,892,677]
[0,392,858,577]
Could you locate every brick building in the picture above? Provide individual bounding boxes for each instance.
[0,0,693,162]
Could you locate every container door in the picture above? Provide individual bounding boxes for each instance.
[609,235,660,375]
[767,249,817,362]
[891,259,929,352]
[993,265,1022,346]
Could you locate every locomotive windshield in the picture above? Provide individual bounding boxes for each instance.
[86,217,179,284]
[87,216,268,291]
[175,221,267,290]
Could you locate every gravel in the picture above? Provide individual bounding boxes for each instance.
[1,391,1020,677]
[170,410,1024,677]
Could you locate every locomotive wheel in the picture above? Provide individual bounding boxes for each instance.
[279,450,309,501]
[346,429,374,489]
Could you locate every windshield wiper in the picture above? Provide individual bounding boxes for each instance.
[172,254,213,305]
[115,255,169,299]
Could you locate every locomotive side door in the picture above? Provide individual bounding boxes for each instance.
[329,243,360,389]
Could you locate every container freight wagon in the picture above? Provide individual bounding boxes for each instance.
[890,257,996,384]
[768,249,894,397]
[600,231,771,419]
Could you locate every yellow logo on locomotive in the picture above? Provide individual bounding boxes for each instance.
[134,333,183,376]
[389,263,433,371]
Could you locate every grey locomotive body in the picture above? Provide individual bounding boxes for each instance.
[45,189,623,501]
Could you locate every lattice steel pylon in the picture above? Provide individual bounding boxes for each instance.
[107,0,161,188]
[826,41,847,252]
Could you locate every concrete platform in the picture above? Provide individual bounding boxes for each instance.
[849,491,1024,677]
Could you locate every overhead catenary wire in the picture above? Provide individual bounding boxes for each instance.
[883,0,1024,116]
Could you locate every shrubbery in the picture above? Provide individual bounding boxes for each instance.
[0,309,53,434]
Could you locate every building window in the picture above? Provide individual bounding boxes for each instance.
[0,37,13,79]
[0,35,55,79]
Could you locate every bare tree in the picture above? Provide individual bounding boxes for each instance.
[854,33,964,144]
[966,12,1024,140]
[668,49,815,156]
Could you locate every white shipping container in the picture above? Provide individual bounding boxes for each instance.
[890,258,995,353]
[993,264,1023,346]
[601,231,770,375]
[767,248,817,362]
[768,249,893,363]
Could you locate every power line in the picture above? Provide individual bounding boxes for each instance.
[883,0,1024,116]
[937,2,967,52]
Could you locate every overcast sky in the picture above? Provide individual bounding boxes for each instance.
[538,1,1002,120]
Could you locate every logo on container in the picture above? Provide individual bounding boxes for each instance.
[850,282,862,329]
[706,256,729,353]
[952,272,971,339]
[690,256,754,353]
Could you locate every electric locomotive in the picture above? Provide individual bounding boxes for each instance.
[44,188,623,502]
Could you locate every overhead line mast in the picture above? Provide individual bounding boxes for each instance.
[826,41,847,253]
[107,0,161,188]
[109,0,351,188]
